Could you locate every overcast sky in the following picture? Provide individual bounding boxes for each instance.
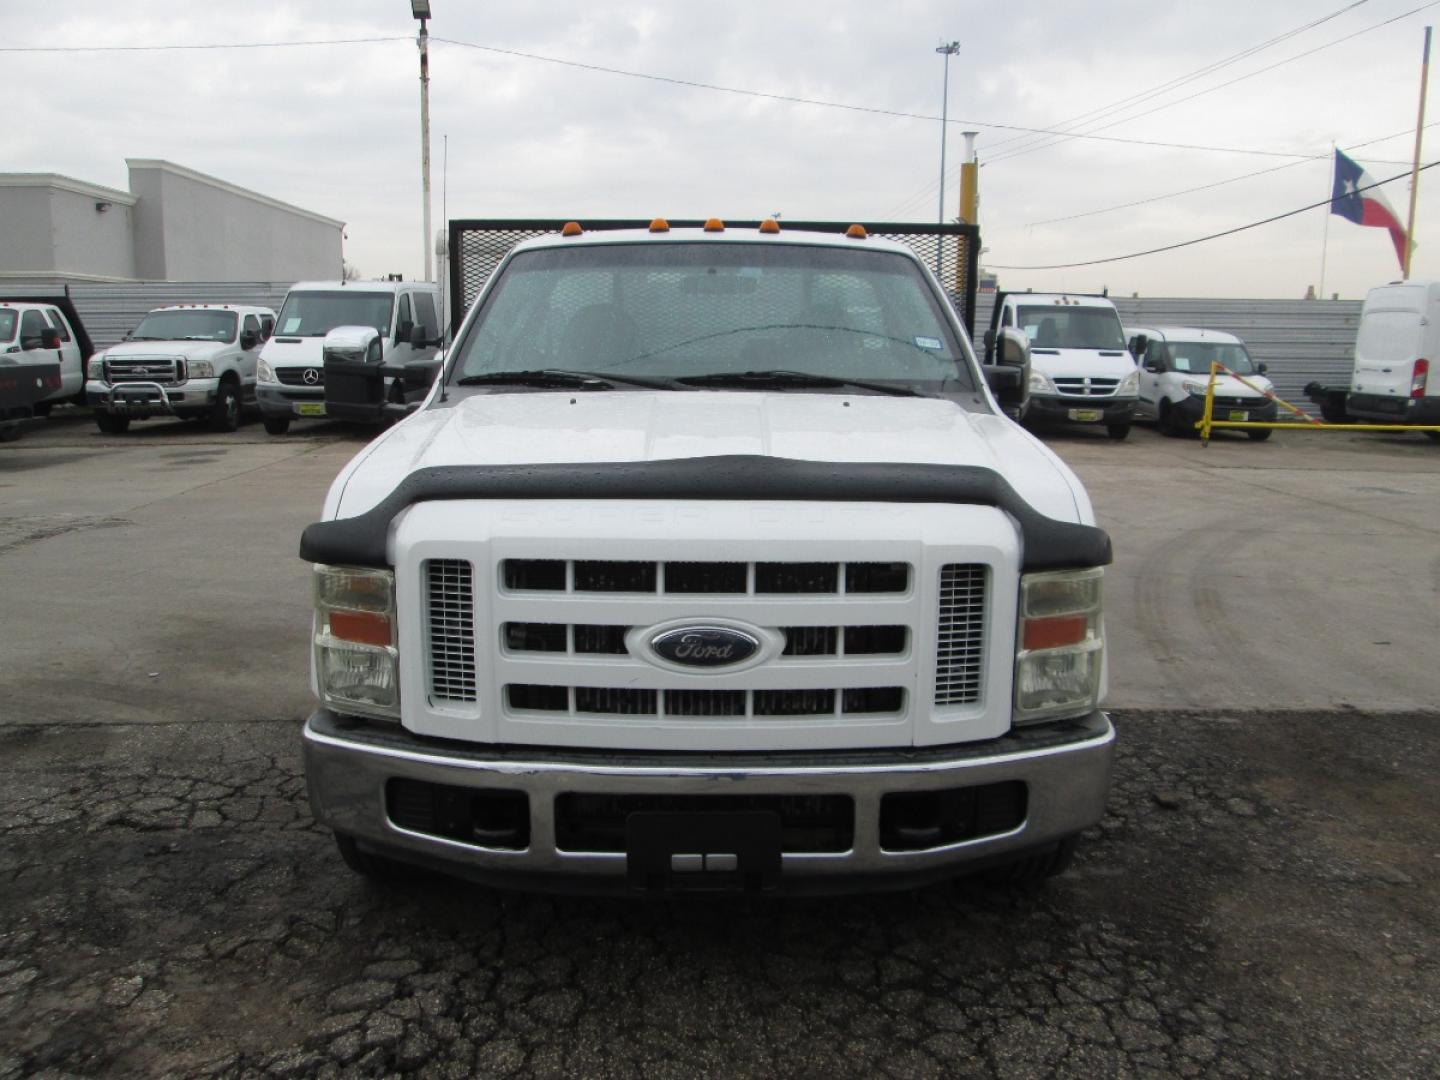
[5,0,1439,299]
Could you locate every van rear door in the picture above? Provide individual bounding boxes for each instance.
[1352,286,1426,398]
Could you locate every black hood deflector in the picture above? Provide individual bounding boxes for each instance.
[299,455,1111,572]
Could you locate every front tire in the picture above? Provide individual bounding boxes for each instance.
[209,381,240,432]
[1247,428,1273,442]
[95,413,130,435]
[262,416,291,436]
[1160,401,1191,438]
[1106,422,1131,441]
[980,835,1080,887]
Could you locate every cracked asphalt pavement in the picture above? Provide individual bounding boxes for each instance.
[2,415,1438,1077]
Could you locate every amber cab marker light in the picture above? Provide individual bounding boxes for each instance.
[1022,614,1089,652]
[845,223,868,239]
[560,221,583,237]
[329,610,393,647]
[703,217,725,232]
[649,218,670,232]
[759,218,781,234]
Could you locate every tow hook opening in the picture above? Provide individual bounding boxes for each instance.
[386,778,530,850]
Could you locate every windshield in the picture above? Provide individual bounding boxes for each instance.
[1017,305,1126,350]
[130,310,236,343]
[453,242,975,392]
[275,291,393,338]
[1165,341,1258,376]
[0,310,15,343]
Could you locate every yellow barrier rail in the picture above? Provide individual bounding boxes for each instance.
[1197,362,1440,445]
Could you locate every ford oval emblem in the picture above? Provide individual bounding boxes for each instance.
[650,625,760,668]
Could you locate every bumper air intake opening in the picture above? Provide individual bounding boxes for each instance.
[554,793,854,854]
[879,781,1027,852]
[386,778,531,850]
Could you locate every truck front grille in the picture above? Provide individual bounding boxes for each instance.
[507,684,905,718]
[501,622,909,658]
[104,357,184,386]
[425,559,477,703]
[502,559,911,595]
[1053,377,1120,398]
[277,367,324,386]
[934,564,987,706]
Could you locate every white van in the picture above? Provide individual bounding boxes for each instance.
[1305,280,1440,437]
[1126,326,1278,441]
[986,293,1138,439]
[256,280,442,435]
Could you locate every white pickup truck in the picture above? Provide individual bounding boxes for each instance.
[86,304,275,433]
[299,222,1115,894]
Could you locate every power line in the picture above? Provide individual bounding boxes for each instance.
[1021,123,1440,228]
[989,0,1440,165]
[984,0,1372,160]
[0,36,408,52]
[987,160,1440,270]
[428,35,1338,162]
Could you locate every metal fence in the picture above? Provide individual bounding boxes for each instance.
[976,294,1363,415]
[447,219,982,337]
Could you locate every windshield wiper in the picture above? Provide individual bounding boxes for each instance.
[676,369,926,397]
[455,368,679,390]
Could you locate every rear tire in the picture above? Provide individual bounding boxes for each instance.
[1425,430,1440,443]
[32,401,52,418]
[262,416,291,436]
[980,835,1080,887]
[209,380,241,432]
[1247,429,1273,442]
[334,833,413,882]
[1105,422,1131,441]
[95,413,130,435]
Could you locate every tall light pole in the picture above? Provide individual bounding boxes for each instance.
[935,41,960,281]
[412,0,433,282]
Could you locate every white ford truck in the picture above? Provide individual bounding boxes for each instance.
[300,221,1115,893]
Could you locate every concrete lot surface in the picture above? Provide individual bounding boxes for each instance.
[2,410,1438,1077]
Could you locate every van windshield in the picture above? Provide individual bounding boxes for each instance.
[276,292,393,338]
[0,310,15,343]
[453,242,974,391]
[130,310,237,342]
[1017,305,1126,350]
[1165,342,1258,376]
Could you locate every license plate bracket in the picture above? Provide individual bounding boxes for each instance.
[625,810,781,892]
[1227,409,1249,421]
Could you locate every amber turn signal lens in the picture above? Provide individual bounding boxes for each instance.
[560,221,583,236]
[649,218,670,232]
[759,218,780,234]
[329,610,393,647]
[845,224,868,239]
[1022,614,1089,652]
[703,217,725,232]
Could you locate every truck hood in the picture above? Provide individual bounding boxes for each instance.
[1030,348,1136,380]
[101,340,229,360]
[330,391,1090,526]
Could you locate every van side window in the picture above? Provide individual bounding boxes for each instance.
[20,309,48,348]
[413,293,439,339]
[395,294,413,340]
[45,309,72,341]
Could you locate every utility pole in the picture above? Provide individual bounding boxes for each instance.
[1404,25,1431,280]
[935,41,960,281]
[412,1,434,282]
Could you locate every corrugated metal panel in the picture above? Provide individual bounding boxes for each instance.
[973,295,1364,414]
[66,282,294,350]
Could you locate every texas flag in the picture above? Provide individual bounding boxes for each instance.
[1331,148,1409,268]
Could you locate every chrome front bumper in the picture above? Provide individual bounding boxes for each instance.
[303,709,1115,893]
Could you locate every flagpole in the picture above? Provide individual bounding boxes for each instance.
[1320,142,1334,299]
[1403,26,1432,280]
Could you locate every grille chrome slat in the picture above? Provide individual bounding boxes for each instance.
[502,559,912,596]
[426,559,478,703]
[934,564,987,706]
[504,685,905,719]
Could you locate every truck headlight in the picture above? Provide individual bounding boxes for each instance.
[1014,567,1103,725]
[313,564,399,720]
[88,358,106,381]
[258,358,277,384]
[1181,379,1212,397]
[188,360,215,379]
[1028,370,1057,395]
[1117,369,1139,396]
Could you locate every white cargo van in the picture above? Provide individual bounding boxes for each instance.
[1126,326,1278,440]
[256,280,442,434]
[986,293,1138,439]
[1305,280,1440,437]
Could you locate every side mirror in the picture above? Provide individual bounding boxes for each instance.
[240,330,258,350]
[1131,334,1148,357]
[40,327,62,349]
[409,324,429,348]
[983,364,1026,408]
[395,319,414,343]
[380,357,441,393]
[982,329,995,350]
[996,326,1030,368]
[1257,362,1268,374]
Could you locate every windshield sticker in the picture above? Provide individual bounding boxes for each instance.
[913,335,943,350]
[282,317,302,333]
